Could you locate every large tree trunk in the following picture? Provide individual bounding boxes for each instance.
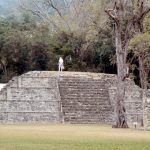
[106,0,150,128]
[139,56,147,89]
[113,23,128,128]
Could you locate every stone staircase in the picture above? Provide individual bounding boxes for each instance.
[59,75,114,124]
[0,72,61,123]
[0,71,146,125]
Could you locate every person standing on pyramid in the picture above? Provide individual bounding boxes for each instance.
[58,57,64,71]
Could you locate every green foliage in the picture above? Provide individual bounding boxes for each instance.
[129,33,150,87]
[0,1,149,84]
[129,33,150,68]
[0,14,117,82]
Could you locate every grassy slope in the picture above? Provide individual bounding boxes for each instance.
[0,124,149,150]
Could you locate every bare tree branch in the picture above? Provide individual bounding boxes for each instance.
[105,9,119,23]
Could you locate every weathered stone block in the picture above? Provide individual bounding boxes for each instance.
[0,71,148,125]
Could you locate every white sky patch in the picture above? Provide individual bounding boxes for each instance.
[0,84,6,91]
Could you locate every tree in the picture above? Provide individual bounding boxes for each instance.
[129,33,150,89]
[19,0,109,34]
[0,16,36,82]
[2,28,31,80]
[105,0,150,128]
[19,0,72,32]
[0,18,10,78]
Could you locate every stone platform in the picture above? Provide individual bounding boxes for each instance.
[0,71,146,125]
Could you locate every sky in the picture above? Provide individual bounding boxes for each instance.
[0,0,17,6]
[0,0,67,18]
[0,0,19,17]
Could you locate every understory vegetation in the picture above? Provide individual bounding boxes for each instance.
[0,15,116,82]
[0,0,149,88]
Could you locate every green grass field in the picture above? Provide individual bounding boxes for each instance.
[0,124,150,150]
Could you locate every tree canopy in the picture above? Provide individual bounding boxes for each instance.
[0,0,149,90]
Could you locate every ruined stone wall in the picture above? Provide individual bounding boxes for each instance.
[107,81,143,125]
[0,71,146,125]
[0,72,62,123]
[144,90,150,129]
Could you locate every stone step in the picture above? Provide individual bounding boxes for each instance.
[67,120,113,124]
[59,79,105,82]
[64,115,113,119]
[6,76,58,88]
[59,82,106,86]
[64,117,113,124]
[0,112,60,123]
[62,104,112,108]
[61,96,109,99]
[60,95,109,99]
[60,88,107,92]
[60,77,105,80]
[59,81,105,84]
[62,105,113,110]
[61,101,111,106]
[60,92,109,95]
[60,89,107,92]
[60,88,108,91]
[63,86,107,88]
[61,100,110,103]
[63,108,113,112]
[59,86,106,89]
[8,88,59,101]
[0,101,60,112]
[20,77,57,88]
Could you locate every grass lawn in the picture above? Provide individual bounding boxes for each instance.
[0,124,149,150]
